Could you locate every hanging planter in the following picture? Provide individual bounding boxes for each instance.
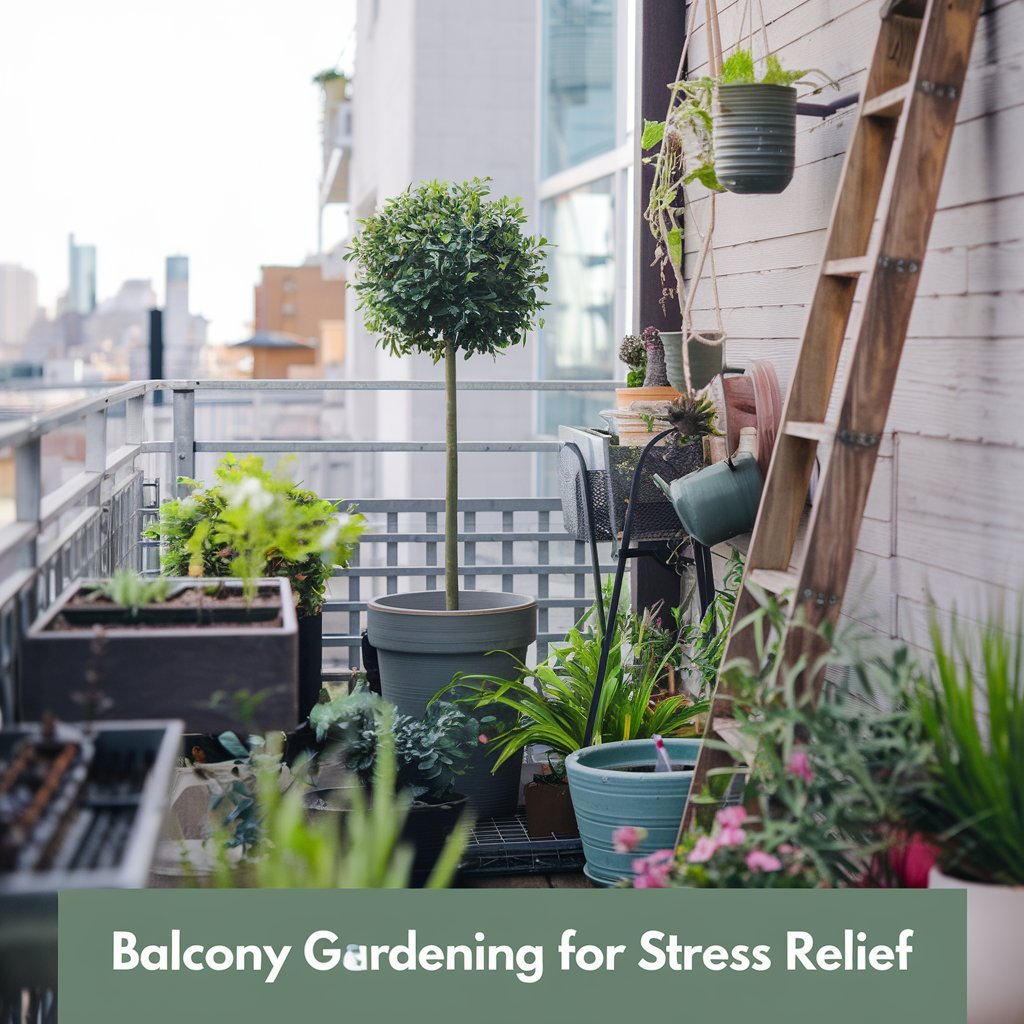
[661,331,725,394]
[714,82,797,195]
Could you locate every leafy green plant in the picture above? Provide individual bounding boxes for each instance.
[345,178,549,611]
[204,725,470,889]
[678,549,743,692]
[642,49,836,312]
[85,570,175,614]
[904,611,1024,886]
[304,687,481,804]
[144,454,365,614]
[435,598,708,768]
[719,49,835,89]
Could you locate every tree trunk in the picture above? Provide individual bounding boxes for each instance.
[444,337,459,611]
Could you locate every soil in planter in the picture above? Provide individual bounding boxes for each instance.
[55,584,283,630]
[614,762,696,773]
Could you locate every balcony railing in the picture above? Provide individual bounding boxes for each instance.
[0,379,619,725]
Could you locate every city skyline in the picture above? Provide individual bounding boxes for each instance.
[0,0,356,345]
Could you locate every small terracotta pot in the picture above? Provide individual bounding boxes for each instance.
[524,781,578,839]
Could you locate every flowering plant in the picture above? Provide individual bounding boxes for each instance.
[617,809,824,889]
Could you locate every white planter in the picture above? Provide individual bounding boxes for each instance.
[930,866,1024,1023]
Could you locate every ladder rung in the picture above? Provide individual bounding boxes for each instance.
[824,256,872,277]
[784,420,835,443]
[862,83,909,120]
[747,569,799,595]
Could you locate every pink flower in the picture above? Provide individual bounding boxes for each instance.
[786,748,814,783]
[717,825,746,847]
[613,825,647,854]
[745,849,783,873]
[687,836,719,863]
[715,806,748,830]
[632,849,675,888]
[478,734,489,744]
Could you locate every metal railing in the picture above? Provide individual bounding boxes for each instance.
[0,379,619,723]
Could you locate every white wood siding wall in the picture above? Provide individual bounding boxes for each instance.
[680,0,1024,653]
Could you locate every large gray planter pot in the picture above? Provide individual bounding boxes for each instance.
[21,578,298,733]
[367,590,537,819]
[565,737,701,886]
[714,83,797,195]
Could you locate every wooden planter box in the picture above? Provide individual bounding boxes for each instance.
[21,578,298,733]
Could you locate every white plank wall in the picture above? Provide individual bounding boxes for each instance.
[683,0,1024,645]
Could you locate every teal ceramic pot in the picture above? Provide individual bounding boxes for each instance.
[367,590,537,819]
[714,83,797,195]
[565,738,701,886]
[653,452,764,548]
[660,331,725,393]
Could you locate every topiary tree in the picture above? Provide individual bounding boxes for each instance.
[345,178,549,611]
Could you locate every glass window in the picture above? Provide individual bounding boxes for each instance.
[538,176,616,435]
[541,0,617,178]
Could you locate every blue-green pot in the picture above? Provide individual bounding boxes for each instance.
[565,738,701,886]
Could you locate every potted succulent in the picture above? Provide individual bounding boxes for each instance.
[293,687,479,885]
[21,568,299,734]
[437,597,708,867]
[144,453,365,713]
[909,612,1024,1023]
[346,178,549,818]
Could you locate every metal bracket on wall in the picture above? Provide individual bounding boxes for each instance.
[796,92,860,118]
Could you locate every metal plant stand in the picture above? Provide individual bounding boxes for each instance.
[573,427,717,747]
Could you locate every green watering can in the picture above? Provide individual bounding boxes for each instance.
[653,452,764,548]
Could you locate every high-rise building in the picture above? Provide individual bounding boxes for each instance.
[67,234,97,316]
[0,263,40,357]
[161,255,207,378]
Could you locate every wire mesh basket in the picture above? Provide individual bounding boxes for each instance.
[558,427,703,544]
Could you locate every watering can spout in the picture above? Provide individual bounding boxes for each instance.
[652,474,672,498]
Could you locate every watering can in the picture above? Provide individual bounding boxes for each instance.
[653,452,764,548]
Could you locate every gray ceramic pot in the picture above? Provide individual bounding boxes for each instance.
[661,331,725,393]
[714,83,797,195]
[367,590,537,819]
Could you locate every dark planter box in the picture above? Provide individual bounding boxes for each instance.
[524,781,578,839]
[21,578,298,733]
[0,718,182,993]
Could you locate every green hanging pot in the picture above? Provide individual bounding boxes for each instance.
[660,331,725,393]
[714,83,797,195]
[653,452,764,548]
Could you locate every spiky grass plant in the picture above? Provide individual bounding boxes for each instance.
[905,611,1024,886]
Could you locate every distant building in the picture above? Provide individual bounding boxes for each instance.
[162,255,207,378]
[253,262,345,371]
[67,234,97,316]
[0,263,40,357]
[231,331,318,379]
[85,278,156,379]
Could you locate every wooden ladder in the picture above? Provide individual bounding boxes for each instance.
[680,0,984,833]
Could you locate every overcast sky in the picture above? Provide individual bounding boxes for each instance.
[0,0,356,343]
